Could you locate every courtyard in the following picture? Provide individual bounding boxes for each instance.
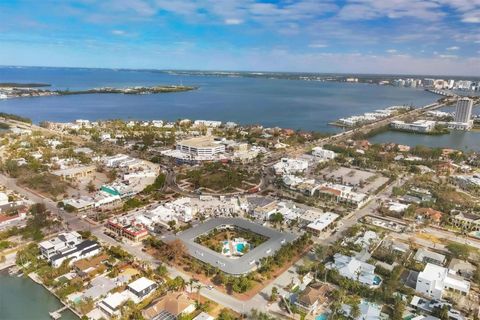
[169,217,297,275]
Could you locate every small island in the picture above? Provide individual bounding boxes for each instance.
[0,84,197,99]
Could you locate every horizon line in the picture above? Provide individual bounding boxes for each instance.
[1,64,479,80]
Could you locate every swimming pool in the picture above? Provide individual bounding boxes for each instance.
[236,243,245,252]
[373,275,382,285]
[316,313,329,320]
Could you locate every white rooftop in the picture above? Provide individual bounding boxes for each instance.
[127,277,156,293]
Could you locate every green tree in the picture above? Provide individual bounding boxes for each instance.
[446,242,471,260]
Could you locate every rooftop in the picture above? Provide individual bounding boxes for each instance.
[170,217,296,275]
[177,136,221,148]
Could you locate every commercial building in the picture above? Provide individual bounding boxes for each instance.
[454,98,473,123]
[390,120,436,133]
[106,216,149,242]
[52,165,96,181]
[176,136,225,157]
[306,212,339,236]
[273,158,309,175]
[416,263,470,299]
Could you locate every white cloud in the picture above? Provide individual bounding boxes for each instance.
[386,49,397,53]
[446,46,460,50]
[438,54,458,59]
[112,30,127,35]
[224,18,243,25]
[308,43,328,48]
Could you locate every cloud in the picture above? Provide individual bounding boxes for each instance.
[338,0,445,21]
[309,43,328,48]
[112,30,127,36]
[386,49,397,53]
[446,46,460,50]
[224,18,243,25]
[438,54,458,59]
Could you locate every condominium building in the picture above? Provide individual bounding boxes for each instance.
[390,120,436,133]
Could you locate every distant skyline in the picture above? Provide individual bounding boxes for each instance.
[1,0,479,76]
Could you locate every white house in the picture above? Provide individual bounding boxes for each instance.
[273,158,309,175]
[126,277,157,302]
[326,254,381,287]
[39,232,101,268]
[312,147,336,161]
[416,263,470,299]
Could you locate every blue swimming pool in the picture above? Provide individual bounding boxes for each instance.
[373,275,382,285]
[236,243,245,252]
[316,313,329,320]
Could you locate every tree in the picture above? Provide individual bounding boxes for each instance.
[86,180,96,193]
[351,302,361,319]
[249,309,276,320]
[315,245,326,262]
[446,242,471,260]
[217,309,238,320]
[270,286,278,302]
[167,220,176,230]
[433,305,449,320]
[155,264,168,278]
[269,212,284,225]
[392,300,406,320]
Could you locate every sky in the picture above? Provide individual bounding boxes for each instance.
[0,0,479,76]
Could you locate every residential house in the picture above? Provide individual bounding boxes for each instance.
[326,254,381,287]
[142,292,195,320]
[416,263,470,299]
[414,248,446,266]
[295,283,330,314]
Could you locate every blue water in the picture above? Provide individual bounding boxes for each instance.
[236,243,245,252]
[373,275,382,285]
[369,130,480,151]
[0,272,78,320]
[0,67,438,132]
[316,313,329,320]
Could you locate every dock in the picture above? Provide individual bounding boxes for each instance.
[49,306,68,319]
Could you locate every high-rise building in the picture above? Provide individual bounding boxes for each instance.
[454,97,473,123]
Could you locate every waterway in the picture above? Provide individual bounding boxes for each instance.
[369,130,480,151]
[0,66,439,133]
[0,271,78,320]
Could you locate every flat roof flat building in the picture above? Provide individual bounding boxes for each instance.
[454,98,473,123]
[176,136,225,157]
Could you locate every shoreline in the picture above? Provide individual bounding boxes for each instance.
[0,84,197,100]
[0,267,80,320]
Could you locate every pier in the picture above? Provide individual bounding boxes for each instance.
[49,306,68,319]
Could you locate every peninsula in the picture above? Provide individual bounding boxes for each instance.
[0,85,197,99]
